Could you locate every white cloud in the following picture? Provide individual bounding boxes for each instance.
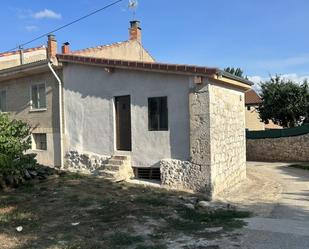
[33,9,62,19]
[248,73,309,93]
[25,25,39,32]
[248,74,309,84]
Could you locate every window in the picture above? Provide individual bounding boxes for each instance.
[33,133,47,150]
[0,90,6,112]
[31,84,46,109]
[148,97,168,131]
[247,106,251,111]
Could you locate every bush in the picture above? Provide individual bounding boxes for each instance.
[0,114,36,175]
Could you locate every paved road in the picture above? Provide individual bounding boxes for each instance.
[239,162,309,249]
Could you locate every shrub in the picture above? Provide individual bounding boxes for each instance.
[0,114,36,175]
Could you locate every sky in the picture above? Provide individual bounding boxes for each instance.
[1,0,309,84]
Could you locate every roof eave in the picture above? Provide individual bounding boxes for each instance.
[218,70,254,86]
[0,60,61,82]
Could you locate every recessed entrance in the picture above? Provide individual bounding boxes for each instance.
[115,95,132,151]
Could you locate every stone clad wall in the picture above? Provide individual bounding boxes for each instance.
[161,80,247,198]
[161,81,212,196]
[188,83,212,194]
[247,134,309,162]
[208,83,246,196]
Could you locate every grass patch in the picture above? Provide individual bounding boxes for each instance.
[110,232,144,246]
[135,244,168,249]
[134,196,167,206]
[289,164,309,171]
[164,207,251,233]
[0,173,251,248]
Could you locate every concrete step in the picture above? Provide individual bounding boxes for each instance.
[112,155,129,160]
[107,159,125,166]
[104,164,120,171]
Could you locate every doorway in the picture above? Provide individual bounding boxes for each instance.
[115,95,132,151]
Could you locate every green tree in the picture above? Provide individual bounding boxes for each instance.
[224,67,246,78]
[258,76,309,128]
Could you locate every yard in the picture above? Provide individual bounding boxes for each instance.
[0,173,250,249]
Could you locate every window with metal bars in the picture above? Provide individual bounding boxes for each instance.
[33,133,47,151]
[134,168,161,180]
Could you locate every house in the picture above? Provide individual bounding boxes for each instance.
[0,21,252,198]
[245,89,282,130]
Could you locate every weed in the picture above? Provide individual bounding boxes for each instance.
[134,196,167,206]
[135,244,168,249]
[110,232,144,246]
[289,164,309,171]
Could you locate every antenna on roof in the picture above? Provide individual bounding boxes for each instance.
[128,0,138,19]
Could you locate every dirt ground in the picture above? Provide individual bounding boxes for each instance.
[0,173,250,249]
[218,162,309,249]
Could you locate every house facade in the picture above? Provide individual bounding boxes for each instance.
[0,21,252,198]
[0,21,152,167]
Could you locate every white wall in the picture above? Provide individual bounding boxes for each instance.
[63,64,190,167]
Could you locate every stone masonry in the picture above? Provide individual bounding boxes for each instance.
[247,133,309,162]
[208,84,246,196]
[161,79,247,198]
[64,150,109,173]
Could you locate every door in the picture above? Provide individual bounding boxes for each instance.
[115,95,132,151]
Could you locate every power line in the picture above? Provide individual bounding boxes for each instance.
[3,0,124,53]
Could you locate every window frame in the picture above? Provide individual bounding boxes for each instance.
[0,88,7,113]
[30,83,47,111]
[148,96,168,131]
[32,133,47,151]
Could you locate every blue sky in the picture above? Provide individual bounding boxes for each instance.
[1,0,309,82]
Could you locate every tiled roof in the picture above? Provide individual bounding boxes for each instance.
[0,46,46,57]
[57,53,219,74]
[245,89,262,105]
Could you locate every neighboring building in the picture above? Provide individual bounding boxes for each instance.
[0,46,47,70]
[245,89,282,130]
[0,21,252,198]
[245,89,264,131]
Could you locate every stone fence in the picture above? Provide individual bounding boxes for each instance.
[246,133,309,162]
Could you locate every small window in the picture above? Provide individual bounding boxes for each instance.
[33,133,47,150]
[247,106,251,111]
[148,97,168,131]
[0,90,6,112]
[31,84,46,109]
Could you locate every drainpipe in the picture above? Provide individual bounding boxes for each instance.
[48,61,64,168]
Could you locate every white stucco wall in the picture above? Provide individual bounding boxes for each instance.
[63,64,190,167]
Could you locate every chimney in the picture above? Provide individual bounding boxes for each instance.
[129,20,141,42]
[47,34,57,59]
[62,42,70,54]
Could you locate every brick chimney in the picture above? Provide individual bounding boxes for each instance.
[129,20,141,43]
[47,34,57,59]
[62,42,70,54]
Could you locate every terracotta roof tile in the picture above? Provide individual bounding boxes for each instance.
[0,46,46,57]
[245,89,262,105]
[57,53,219,76]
